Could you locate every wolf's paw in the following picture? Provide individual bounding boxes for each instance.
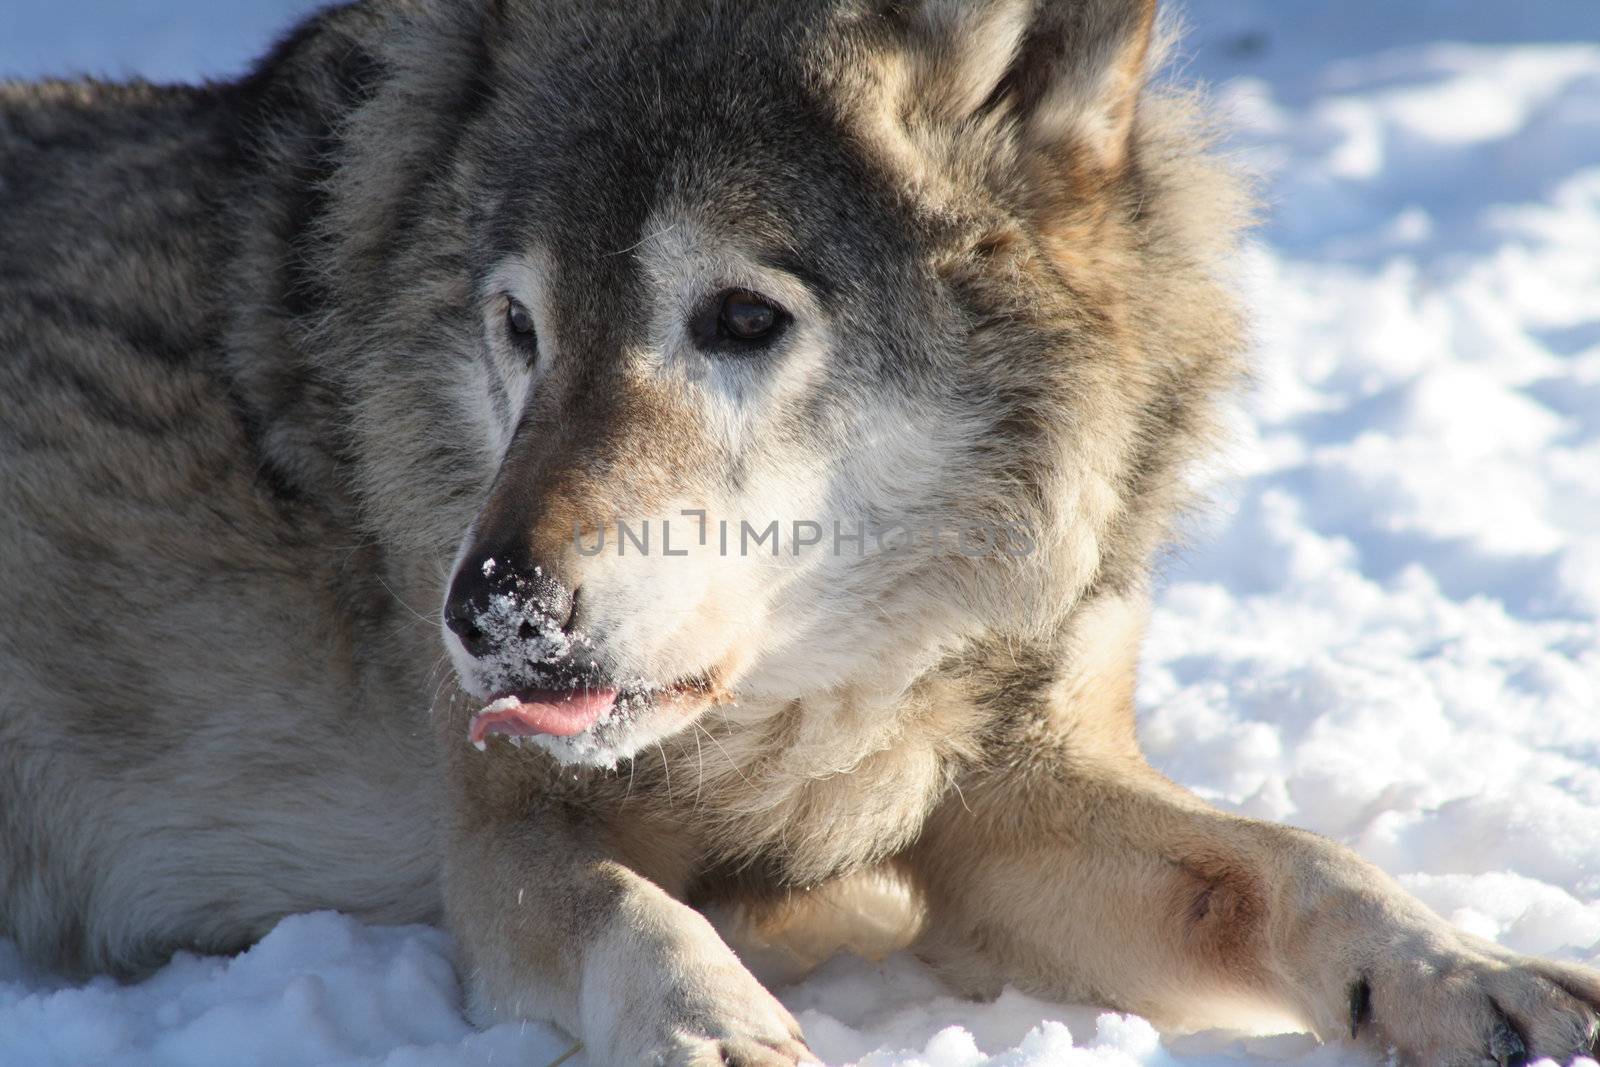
[1347,944,1600,1065]
[646,967,817,1066]
[662,1032,817,1067]
[650,971,815,1066]
[588,921,818,1066]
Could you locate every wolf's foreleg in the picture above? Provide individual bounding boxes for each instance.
[437,750,814,1066]
[908,758,1600,1064]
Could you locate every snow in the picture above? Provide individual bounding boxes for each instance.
[3,2,1599,1064]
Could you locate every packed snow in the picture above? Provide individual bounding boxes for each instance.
[3,1,1598,1064]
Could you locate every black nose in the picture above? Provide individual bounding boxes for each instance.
[444,546,577,661]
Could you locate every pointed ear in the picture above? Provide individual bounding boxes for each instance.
[869,0,1159,176]
[875,0,1035,126]
[1004,0,1158,173]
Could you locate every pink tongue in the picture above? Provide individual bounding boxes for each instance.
[469,689,618,746]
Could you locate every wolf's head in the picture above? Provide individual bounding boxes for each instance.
[275,0,1246,765]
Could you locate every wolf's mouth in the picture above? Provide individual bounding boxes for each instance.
[467,674,727,751]
[468,689,618,748]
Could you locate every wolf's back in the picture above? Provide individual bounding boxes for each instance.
[0,9,443,977]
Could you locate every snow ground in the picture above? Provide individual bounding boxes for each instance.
[3,2,1599,1064]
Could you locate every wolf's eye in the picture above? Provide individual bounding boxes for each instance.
[505,298,537,360]
[691,288,789,353]
[719,290,779,342]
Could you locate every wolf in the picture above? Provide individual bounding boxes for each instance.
[2,0,1597,1063]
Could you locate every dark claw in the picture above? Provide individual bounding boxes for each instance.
[1488,1008,1529,1067]
[1348,977,1373,1039]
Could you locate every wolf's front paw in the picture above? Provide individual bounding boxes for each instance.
[583,907,818,1066]
[650,971,816,1067]
[624,979,816,1067]
[661,1031,817,1067]
[1346,941,1600,1065]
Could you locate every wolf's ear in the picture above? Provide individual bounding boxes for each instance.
[868,0,1158,176]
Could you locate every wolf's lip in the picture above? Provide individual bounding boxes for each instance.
[468,689,618,747]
